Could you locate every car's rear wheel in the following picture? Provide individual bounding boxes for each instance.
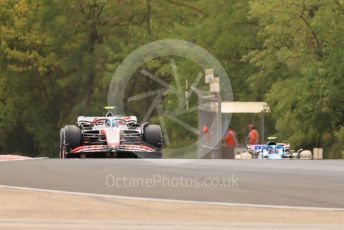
[143,125,163,150]
[62,125,82,158]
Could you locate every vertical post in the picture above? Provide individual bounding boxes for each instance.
[261,112,265,143]
[197,93,202,159]
[217,92,222,158]
[192,85,208,159]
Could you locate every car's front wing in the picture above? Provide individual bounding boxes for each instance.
[70,144,157,153]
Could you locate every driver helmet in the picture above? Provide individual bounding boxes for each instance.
[106,119,118,127]
[110,119,117,127]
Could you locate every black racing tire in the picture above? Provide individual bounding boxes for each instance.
[64,125,82,154]
[143,125,163,150]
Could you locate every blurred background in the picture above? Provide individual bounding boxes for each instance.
[0,0,343,158]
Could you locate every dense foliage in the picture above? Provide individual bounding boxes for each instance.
[0,0,343,158]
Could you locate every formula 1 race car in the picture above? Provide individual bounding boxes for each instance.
[59,107,163,159]
[248,137,292,160]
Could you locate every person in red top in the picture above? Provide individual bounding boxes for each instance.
[247,124,259,145]
[202,125,209,134]
[224,127,238,147]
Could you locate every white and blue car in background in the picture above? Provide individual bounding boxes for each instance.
[248,137,292,159]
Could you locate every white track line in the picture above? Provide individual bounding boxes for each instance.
[0,219,342,230]
[0,157,48,162]
[0,184,343,212]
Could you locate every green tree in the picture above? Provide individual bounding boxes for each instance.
[246,0,344,157]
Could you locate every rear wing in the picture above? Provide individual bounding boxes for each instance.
[77,116,138,123]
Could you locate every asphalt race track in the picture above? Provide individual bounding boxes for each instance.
[0,159,343,208]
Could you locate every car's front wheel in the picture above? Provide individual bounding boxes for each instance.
[144,125,163,148]
[60,125,82,158]
[143,125,163,158]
